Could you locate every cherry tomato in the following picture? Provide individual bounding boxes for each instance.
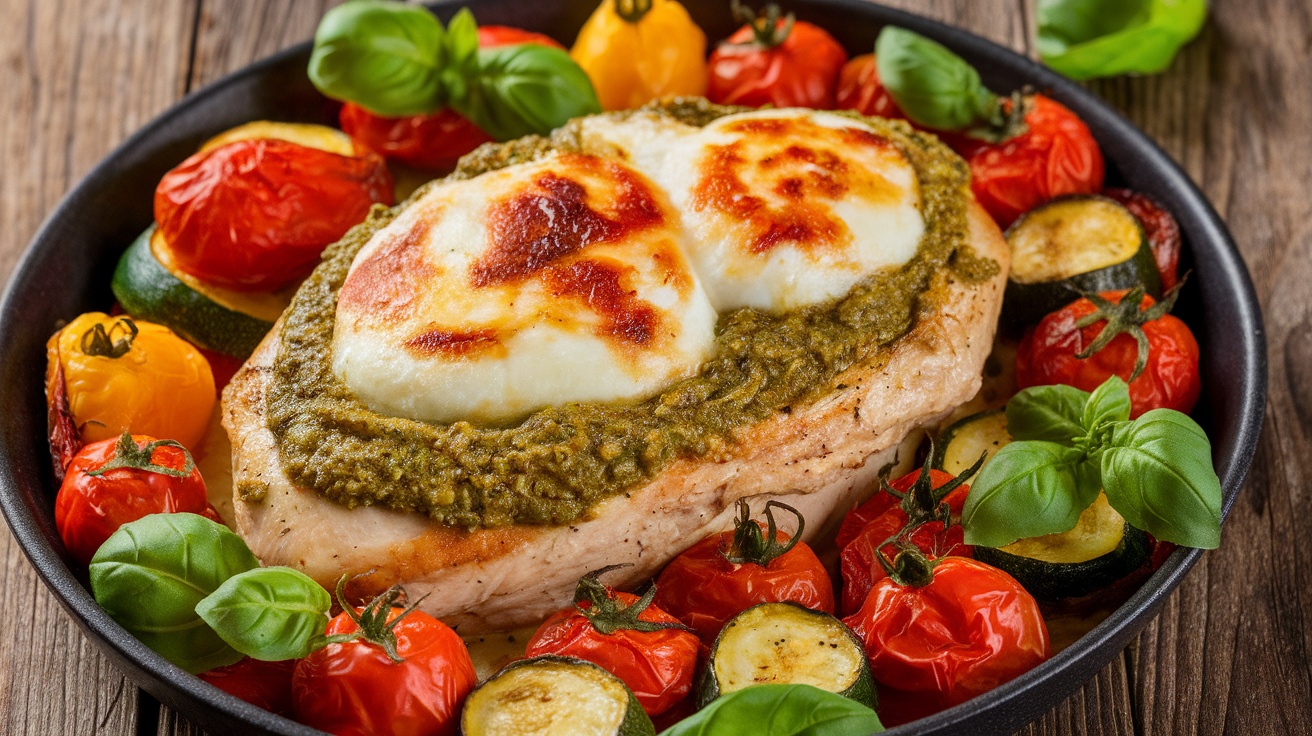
[199,658,296,716]
[843,555,1050,726]
[707,6,848,109]
[835,485,903,551]
[292,592,476,736]
[525,568,700,716]
[55,434,218,565]
[155,139,393,291]
[339,26,563,170]
[834,53,904,119]
[1016,288,1200,418]
[952,95,1104,228]
[839,469,974,616]
[653,500,834,645]
[1102,187,1183,291]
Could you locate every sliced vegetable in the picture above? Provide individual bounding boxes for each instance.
[653,500,835,646]
[89,513,259,674]
[525,566,699,716]
[200,121,359,156]
[706,2,848,109]
[112,227,281,359]
[56,433,219,566]
[1102,187,1183,291]
[571,0,707,111]
[974,493,1152,601]
[1037,0,1207,81]
[664,684,882,736]
[697,603,876,710]
[462,656,655,736]
[46,313,215,455]
[932,409,1011,476]
[1016,285,1200,417]
[1003,195,1160,326]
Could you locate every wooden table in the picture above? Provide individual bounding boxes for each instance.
[1,0,1308,733]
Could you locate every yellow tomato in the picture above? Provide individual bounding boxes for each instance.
[48,313,215,451]
[570,0,708,111]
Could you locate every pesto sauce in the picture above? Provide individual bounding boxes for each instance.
[264,100,994,529]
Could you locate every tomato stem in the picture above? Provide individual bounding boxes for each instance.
[1074,277,1185,383]
[572,565,691,636]
[720,499,804,567]
[965,89,1031,143]
[729,0,794,49]
[79,317,138,359]
[85,432,196,479]
[887,445,984,527]
[321,576,429,664]
[614,0,653,23]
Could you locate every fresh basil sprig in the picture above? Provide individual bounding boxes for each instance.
[196,567,332,662]
[308,0,600,138]
[90,513,258,673]
[1037,0,1207,81]
[874,26,1026,143]
[963,376,1221,549]
[659,684,884,736]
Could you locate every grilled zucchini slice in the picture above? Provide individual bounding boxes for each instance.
[1003,195,1160,327]
[974,493,1151,602]
[461,655,654,736]
[932,409,1011,476]
[696,602,876,710]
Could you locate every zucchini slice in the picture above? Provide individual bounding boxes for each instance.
[461,655,654,736]
[696,602,876,710]
[111,227,288,358]
[974,494,1151,602]
[1002,195,1161,327]
[199,120,359,156]
[932,408,1011,476]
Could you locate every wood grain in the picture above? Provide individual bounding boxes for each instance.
[2,0,1309,734]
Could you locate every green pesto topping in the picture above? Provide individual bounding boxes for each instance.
[265,98,994,528]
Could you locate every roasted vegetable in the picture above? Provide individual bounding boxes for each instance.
[462,656,655,736]
[932,409,1011,476]
[571,0,707,110]
[707,2,848,109]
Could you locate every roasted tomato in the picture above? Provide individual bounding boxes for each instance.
[55,433,219,565]
[292,585,476,736]
[1102,187,1183,291]
[1016,286,1200,418]
[653,500,835,645]
[154,138,393,291]
[339,26,563,170]
[706,2,848,109]
[839,464,981,616]
[46,313,215,474]
[199,658,297,716]
[525,566,700,716]
[952,94,1104,228]
[834,53,904,119]
[843,554,1050,726]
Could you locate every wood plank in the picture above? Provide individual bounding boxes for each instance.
[0,0,197,734]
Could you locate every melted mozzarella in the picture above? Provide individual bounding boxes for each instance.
[578,109,925,312]
[333,153,718,425]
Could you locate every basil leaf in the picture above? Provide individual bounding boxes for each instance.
[660,684,883,736]
[1006,384,1090,443]
[962,441,1093,548]
[308,0,447,116]
[1101,409,1222,548]
[196,567,331,662]
[1037,0,1207,81]
[456,44,601,141]
[89,513,258,674]
[875,26,998,133]
[1083,375,1132,431]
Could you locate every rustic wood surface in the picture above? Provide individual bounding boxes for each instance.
[0,0,1307,734]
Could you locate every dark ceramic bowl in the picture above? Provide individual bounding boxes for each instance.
[0,1,1265,734]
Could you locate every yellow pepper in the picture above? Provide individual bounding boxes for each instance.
[46,313,215,455]
[570,0,708,111]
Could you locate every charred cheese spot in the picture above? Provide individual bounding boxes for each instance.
[332,153,717,426]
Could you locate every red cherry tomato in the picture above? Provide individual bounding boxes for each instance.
[834,53,904,119]
[292,598,475,736]
[1102,187,1183,291]
[155,139,393,291]
[199,658,296,716]
[843,556,1050,726]
[525,569,700,716]
[1016,289,1200,418]
[653,501,835,645]
[55,434,218,565]
[839,469,973,616]
[339,26,563,170]
[952,95,1104,228]
[707,10,848,109]
[835,484,904,551]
